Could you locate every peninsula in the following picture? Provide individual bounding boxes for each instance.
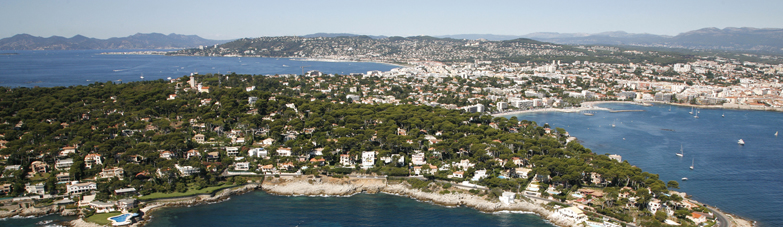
[0,73,754,227]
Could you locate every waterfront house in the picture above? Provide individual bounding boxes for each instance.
[25,183,45,195]
[114,188,137,196]
[557,207,587,224]
[90,201,116,213]
[411,152,426,166]
[1,184,12,195]
[361,151,376,169]
[259,164,275,174]
[175,164,200,177]
[117,198,137,211]
[67,182,97,194]
[688,212,707,224]
[340,154,353,167]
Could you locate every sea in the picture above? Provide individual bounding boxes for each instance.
[0,51,781,226]
[0,50,399,88]
[507,103,783,227]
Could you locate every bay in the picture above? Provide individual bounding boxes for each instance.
[507,103,783,227]
[0,50,399,88]
[144,192,553,227]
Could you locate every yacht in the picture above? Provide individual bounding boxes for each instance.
[682,177,688,181]
[612,119,616,128]
[690,158,694,170]
[689,107,693,115]
[738,139,745,145]
[676,144,684,157]
[694,110,699,118]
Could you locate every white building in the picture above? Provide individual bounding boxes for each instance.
[557,207,588,224]
[67,182,97,194]
[497,101,508,112]
[175,164,200,177]
[276,147,292,157]
[55,159,74,170]
[361,151,376,169]
[25,183,45,195]
[249,148,268,158]
[235,162,250,171]
[411,152,426,166]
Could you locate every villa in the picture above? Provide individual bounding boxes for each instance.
[557,206,587,224]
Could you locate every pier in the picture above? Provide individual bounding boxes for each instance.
[609,110,646,113]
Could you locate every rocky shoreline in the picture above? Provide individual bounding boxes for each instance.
[262,176,575,227]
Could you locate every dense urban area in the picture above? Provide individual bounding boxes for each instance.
[1,35,778,227]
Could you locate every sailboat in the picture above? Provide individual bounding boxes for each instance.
[689,107,693,115]
[776,131,778,137]
[738,139,745,145]
[722,112,725,118]
[690,158,694,170]
[676,144,684,157]
[669,106,671,112]
[612,119,616,128]
[694,110,699,118]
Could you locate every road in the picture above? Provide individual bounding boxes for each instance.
[705,205,730,227]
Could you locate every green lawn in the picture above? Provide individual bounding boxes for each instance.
[138,184,236,201]
[85,211,122,225]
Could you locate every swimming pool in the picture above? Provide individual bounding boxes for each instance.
[108,213,138,226]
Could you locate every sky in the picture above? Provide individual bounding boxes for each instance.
[1,0,782,40]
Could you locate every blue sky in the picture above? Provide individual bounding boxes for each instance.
[2,0,781,40]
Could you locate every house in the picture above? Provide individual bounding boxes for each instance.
[451,171,464,178]
[259,164,275,174]
[59,146,77,157]
[117,198,137,211]
[199,86,210,93]
[411,152,426,166]
[608,154,622,162]
[114,188,137,196]
[186,149,201,159]
[67,182,97,194]
[0,184,12,195]
[276,147,292,157]
[194,134,206,143]
[340,154,353,167]
[207,152,219,160]
[277,162,295,171]
[226,147,240,156]
[30,161,48,173]
[648,199,662,213]
[249,147,267,158]
[84,153,102,169]
[557,207,587,224]
[56,172,71,183]
[261,138,275,146]
[524,183,541,197]
[175,164,200,176]
[361,151,376,169]
[167,94,177,100]
[100,167,124,179]
[89,201,116,213]
[688,212,707,224]
[160,151,176,160]
[235,162,250,171]
[233,137,245,144]
[55,158,74,170]
[500,192,516,204]
[512,157,525,166]
[309,157,326,166]
[25,183,45,195]
[590,172,603,184]
[514,167,532,178]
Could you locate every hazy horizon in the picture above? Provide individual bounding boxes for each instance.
[2,0,782,40]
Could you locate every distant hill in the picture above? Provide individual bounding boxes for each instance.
[436,34,525,41]
[302,33,387,39]
[0,33,230,50]
[520,27,783,54]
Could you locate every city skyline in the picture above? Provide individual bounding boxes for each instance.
[2,0,782,40]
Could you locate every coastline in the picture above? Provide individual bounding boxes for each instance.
[492,100,783,117]
[6,176,751,227]
[261,175,573,227]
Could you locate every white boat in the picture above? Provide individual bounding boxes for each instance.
[612,119,616,128]
[776,131,778,137]
[738,139,745,145]
[694,110,699,118]
[669,106,671,112]
[682,177,688,181]
[690,158,694,170]
[722,113,725,118]
[676,144,684,157]
[689,107,693,115]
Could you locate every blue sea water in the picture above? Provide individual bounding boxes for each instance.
[0,50,399,88]
[508,103,783,227]
[144,192,552,227]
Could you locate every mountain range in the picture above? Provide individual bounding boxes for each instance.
[0,33,228,50]
[440,27,783,54]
